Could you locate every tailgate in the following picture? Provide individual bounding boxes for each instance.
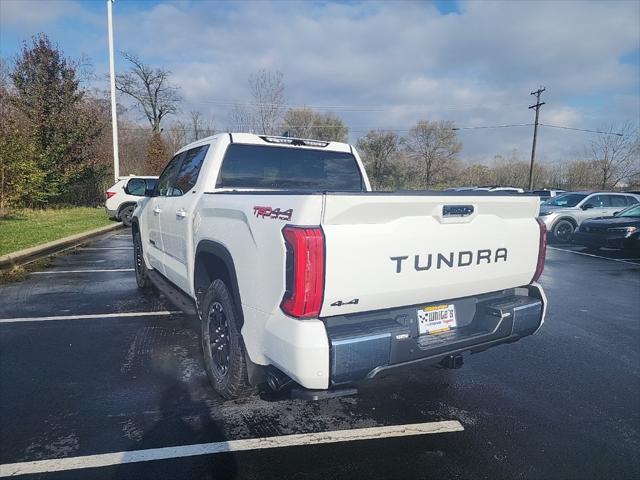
[320,194,541,317]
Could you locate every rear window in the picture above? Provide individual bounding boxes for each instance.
[216,144,364,191]
[543,193,587,207]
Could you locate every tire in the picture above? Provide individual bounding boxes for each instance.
[119,205,135,228]
[552,219,575,243]
[200,279,254,399]
[133,232,152,289]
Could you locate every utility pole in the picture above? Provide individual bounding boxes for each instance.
[528,86,545,191]
[107,0,120,181]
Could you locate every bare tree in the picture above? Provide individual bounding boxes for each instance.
[227,69,285,134]
[566,159,599,190]
[588,123,640,189]
[282,107,348,142]
[165,120,187,155]
[356,130,400,190]
[0,58,10,90]
[403,120,462,188]
[189,110,215,142]
[457,163,490,187]
[250,69,285,135]
[115,52,181,133]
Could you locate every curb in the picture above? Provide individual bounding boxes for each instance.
[0,222,124,271]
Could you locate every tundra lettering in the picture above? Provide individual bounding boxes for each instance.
[392,248,509,273]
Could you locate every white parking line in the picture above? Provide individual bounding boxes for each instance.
[78,247,133,250]
[0,311,179,324]
[548,247,640,266]
[31,268,134,275]
[0,420,463,476]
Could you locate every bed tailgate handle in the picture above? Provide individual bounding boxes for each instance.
[443,205,474,217]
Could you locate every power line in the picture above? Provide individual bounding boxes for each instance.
[116,121,624,137]
[199,100,520,112]
[117,123,533,133]
[540,123,624,136]
[452,123,532,131]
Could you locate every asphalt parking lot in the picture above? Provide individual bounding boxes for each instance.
[0,231,639,480]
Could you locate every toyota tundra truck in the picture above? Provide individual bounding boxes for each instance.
[131,133,547,399]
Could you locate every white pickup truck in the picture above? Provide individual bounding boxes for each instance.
[132,133,547,399]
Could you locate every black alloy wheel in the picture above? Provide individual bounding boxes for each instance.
[133,233,151,288]
[207,302,230,378]
[200,279,254,399]
[553,219,575,243]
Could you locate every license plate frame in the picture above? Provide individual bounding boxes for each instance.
[417,303,457,335]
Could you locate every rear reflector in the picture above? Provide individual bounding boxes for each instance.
[106,191,116,200]
[532,218,547,282]
[280,226,325,319]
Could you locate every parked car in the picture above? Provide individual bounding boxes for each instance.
[539,191,640,242]
[131,133,547,399]
[444,186,478,192]
[474,186,525,194]
[105,176,158,227]
[530,189,566,198]
[573,204,640,253]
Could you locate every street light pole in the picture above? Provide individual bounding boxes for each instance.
[107,0,120,181]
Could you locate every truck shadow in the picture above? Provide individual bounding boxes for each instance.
[117,382,238,480]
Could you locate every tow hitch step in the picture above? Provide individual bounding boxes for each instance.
[291,387,359,401]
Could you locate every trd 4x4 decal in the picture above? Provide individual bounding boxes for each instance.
[253,206,293,221]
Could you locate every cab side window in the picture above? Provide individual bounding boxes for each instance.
[587,195,608,207]
[156,153,185,197]
[171,145,209,196]
[625,195,639,205]
[607,195,627,208]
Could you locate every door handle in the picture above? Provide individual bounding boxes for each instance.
[176,209,187,218]
[153,207,162,215]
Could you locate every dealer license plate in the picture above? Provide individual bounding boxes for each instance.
[417,304,457,335]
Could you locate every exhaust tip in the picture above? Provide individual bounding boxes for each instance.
[266,367,293,391]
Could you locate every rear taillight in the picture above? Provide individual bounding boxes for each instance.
[280,226,325,319]
[106,191,116,200]
[532,217,547,282]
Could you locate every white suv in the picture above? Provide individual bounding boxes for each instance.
[539,191,640,242]
[105,176,158,227]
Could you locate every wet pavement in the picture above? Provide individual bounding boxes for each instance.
[1,231,639,479]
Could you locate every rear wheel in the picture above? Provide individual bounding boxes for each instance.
[133,232,152,289]
[119,205,135,228]
[552,219,575,243]
[200,279,254,399]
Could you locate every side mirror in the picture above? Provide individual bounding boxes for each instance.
[613,211,620,216]
[125,179,148,196]
[582,203,594,210]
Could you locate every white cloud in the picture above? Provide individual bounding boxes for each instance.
[3,0,638,160]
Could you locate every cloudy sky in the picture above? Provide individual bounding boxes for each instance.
[1,0,638,163]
